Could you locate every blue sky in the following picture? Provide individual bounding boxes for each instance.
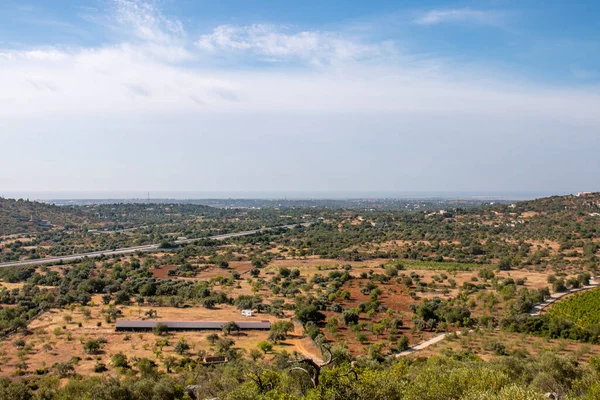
[1,0,599,196]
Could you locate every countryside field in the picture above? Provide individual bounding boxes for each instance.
[0,194,599,398]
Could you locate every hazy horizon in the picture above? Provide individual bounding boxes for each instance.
[0,189,573,202]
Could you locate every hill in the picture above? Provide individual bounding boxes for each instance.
[0,198,92,235]
[510,192,600,213]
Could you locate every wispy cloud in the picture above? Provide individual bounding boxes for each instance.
[0,1,597,125]
[112,0,185,44]
[1,1,599,193]
[415,8,505,27]
[195,24,397,66]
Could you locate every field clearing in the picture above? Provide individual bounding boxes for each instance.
[0,236,34,246]
[0,301,321,377]
[0,282,27,290]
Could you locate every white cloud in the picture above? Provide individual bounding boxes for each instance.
[1,43,599,130]
[0,49,68,61]
[0,1,597,125]
[195,24,397,65]
[1,0,600,194]
[112,0,185,44]
[415,8,505,26]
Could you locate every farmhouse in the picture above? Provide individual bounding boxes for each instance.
[115,320,271,332]
[30,215,52,227]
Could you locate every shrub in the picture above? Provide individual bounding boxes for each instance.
[153,322,169,336]
[83,339,103,355]
[93,362,108,373]
[257,341,273,353]
[111,352,130,369]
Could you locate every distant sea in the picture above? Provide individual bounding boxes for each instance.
[0,190,567,201]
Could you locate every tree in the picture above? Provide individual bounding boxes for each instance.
[207,333,220,345]
[202,297,216,309]
[83,339,102,355]
[397,335,410,351]
[114,291,130,305]
[257,341,273,354]
[216,338,235,354]
[250,349,264,361]
[269,320,295,342]
[153,322,169,336]
[289,345,336,388]
[385,265,399,277]
[498,258,512,271]
[295,305,325,325]
[372,323,385,338]
[111,352,130,369]
[93,362,108,373]
[135,358,158,379]
[341,309,360,326]
[54,362,75,378]
[102,305,122,323]
[222,321,240,336]
[174,338,190,355]
[159,241,176,249]
[553,279,568,293]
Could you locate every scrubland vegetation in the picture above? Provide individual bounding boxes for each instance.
[0,193,599,399]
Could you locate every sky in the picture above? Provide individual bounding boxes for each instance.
[1,0,599,198]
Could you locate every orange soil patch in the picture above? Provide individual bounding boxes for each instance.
[318,278,435,354]
[149,265,177,279]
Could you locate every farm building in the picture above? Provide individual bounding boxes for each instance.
[115,320,271,332]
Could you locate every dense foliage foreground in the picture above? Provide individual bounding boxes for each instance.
[2,351,600,400]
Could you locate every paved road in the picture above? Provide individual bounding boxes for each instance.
[395,332,450,357]
[529,277,599,316]
[0,222,311,269]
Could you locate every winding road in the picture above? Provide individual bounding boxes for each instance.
[528,277,599,316]
[396,276,599,357]
[0,222,311,269]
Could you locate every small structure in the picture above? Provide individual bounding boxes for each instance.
[30,215,52,227]
[202,355,227,365]
[115,320,270,332]
[241,309,255,317]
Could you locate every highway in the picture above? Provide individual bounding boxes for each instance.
[0,222,311,269]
